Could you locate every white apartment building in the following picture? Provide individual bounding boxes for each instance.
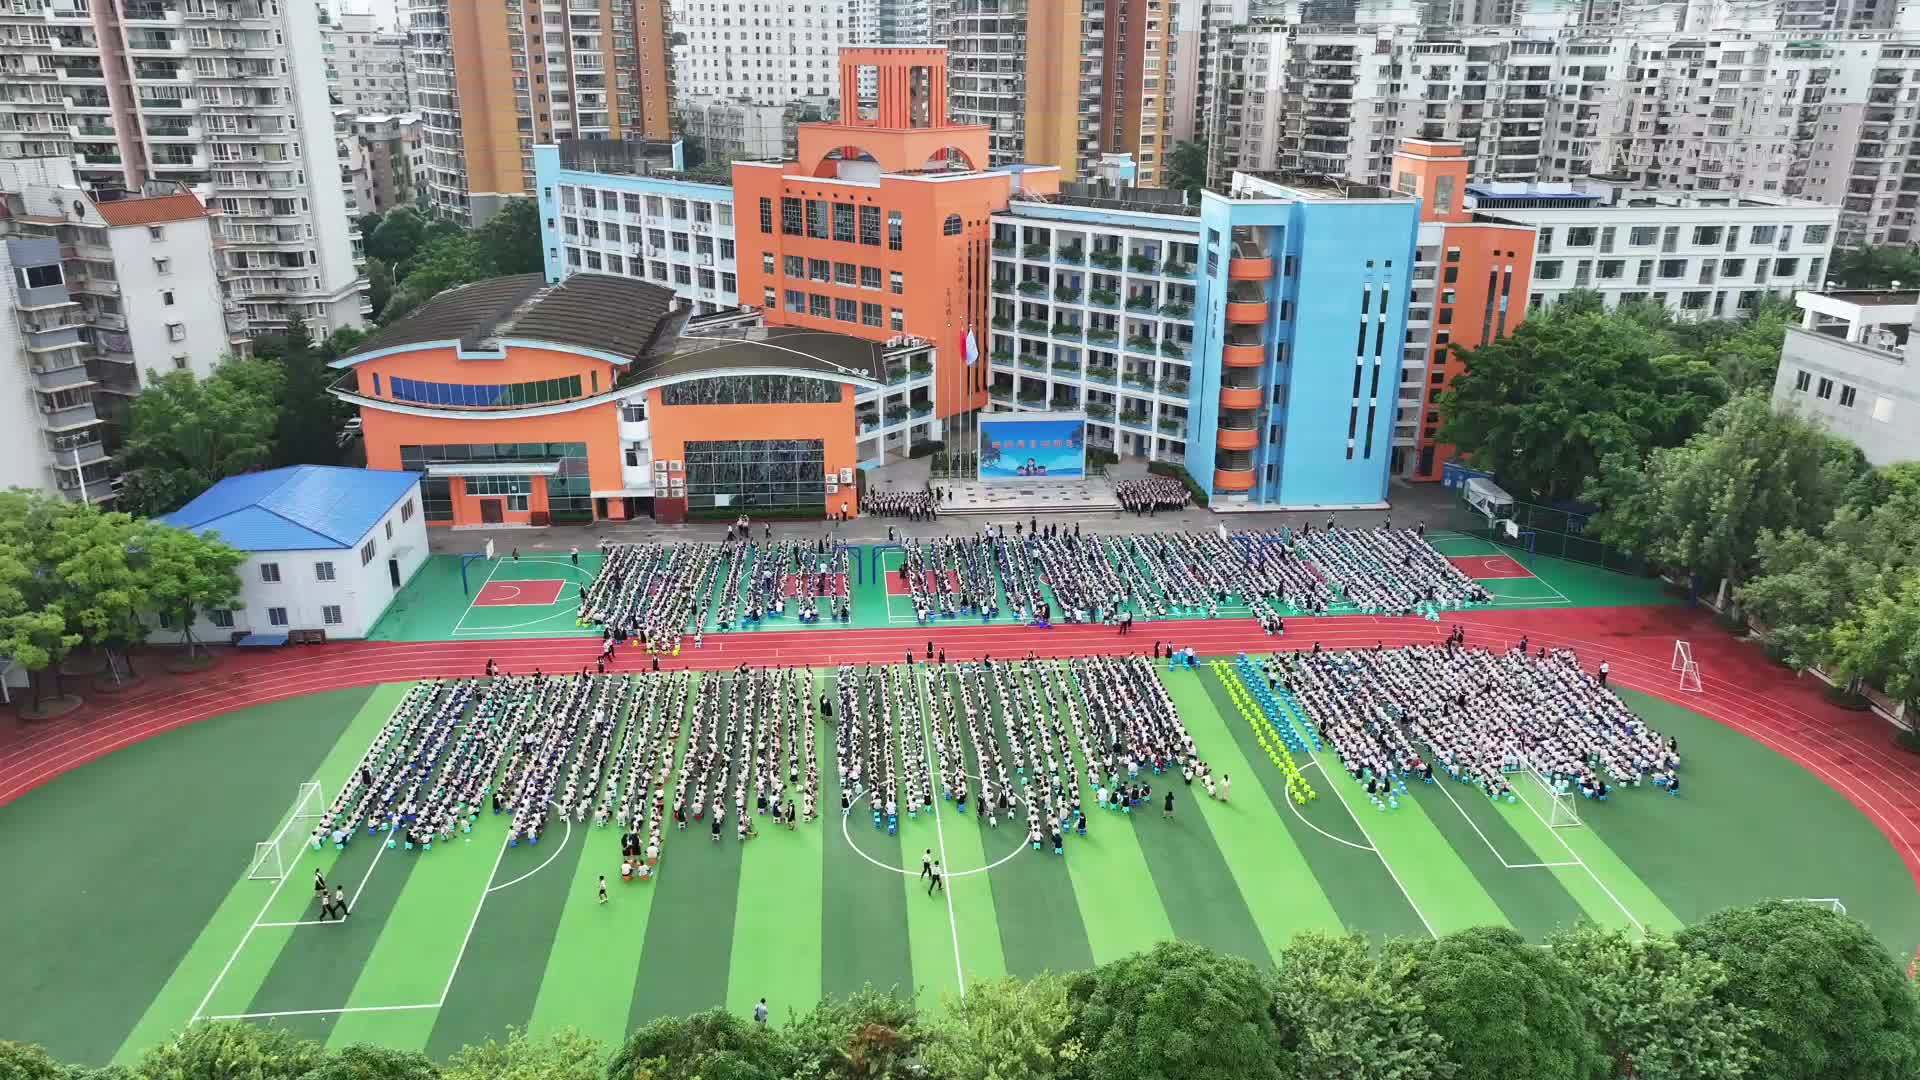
[676,0,857,106]
[1201,25,1920,251]
[676,96,792,164]
[1468,180,1839,316]
[1773,287,1920,465]
[325,11,410,113]
[0,162,236,505]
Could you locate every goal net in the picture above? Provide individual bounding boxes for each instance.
[1672,640,1703,693]
[248,781,325,881]
[1525,763,1581,829]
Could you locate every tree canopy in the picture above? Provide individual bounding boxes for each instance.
[1547,925,1759,1080]
[1063,939,1290,1080]
[1269,932,1451,1080]
[1400,926,1608,1080]
[1827,245,1920,290]
[1437,295,1729,500]
[117,360,282,519]
[1166,140,1208,201]
[1677,900,1920,1080]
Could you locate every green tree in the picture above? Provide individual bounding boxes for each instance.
[0,1039,66,1080]
[366,207,428,268]
[117,361,283,517]
[477,199,543,276]
[1585,394,1864,607]
[1438,301,1728,500]
[1828,245,1920,289]
[1706,302,1796,395]
[383,233,494,323]
[922,974,1078,1080]
[1166,140,1208,200]
[296,1045,440,1080]
[1547,925,1759,1080]
[1063,940,1288,1080]
[784,988,924,1080]
[1826,568,1920,709]
[138,520,245,657]
[367,256,395,322]
[1400,926,1607,1080]
[131,1022,327,1080]
[1677,900,1920,1080]
[271,316,344,468]
[46,505,150,681]
[1270,933,1452,1080]
[0,491,83,708]
[604,1009,794,1080]
[441,1028,602,1080]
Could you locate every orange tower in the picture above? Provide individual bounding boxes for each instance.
[733,47,1061,424]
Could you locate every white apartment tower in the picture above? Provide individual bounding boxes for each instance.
[0,0,366,336]
[325,11,411,114]
[676,0,857,106]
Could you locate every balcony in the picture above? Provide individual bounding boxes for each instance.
[41,400,99,430]
[1223,342,1264,366]
[1228,256,1273,281]
[1217,426,1259,451]
[1220,386,1262,410]
[52,440,108,468]
[1214,467,1256,492]
[33,364,93,392]
[1226,300,1269,324]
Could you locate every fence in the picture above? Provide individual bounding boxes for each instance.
[1445,495,1646,576]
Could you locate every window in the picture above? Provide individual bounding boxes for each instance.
[807,257,831,281]
[162,290,175,306]
[259,562,280,583]
[861,302,883,327]
[942,214,964,236]
[780,197,803,236]
[834,297,859,323]
[834,262,857,285]
[167,322,185,341]
[384,519,393,539]
[153,257,171,275]
[1773,258,1798,278]
[1566,226,1597,247]
[267,607,287,627]
[1816,377,1834,399]
[661,376,842,405]
[859,205,881,246]
[1749,225,1776,244]
[759,196,773,233]
[315,560,335,581]
[806,199,830,239]
[785,254,804,277]
[148,225,164,240]
[1794,370,1811,392]
[860,265,881,290]
[1692,226,1723,245]
[832,202,855,243]
[1804,224,1831,244]
[400,498,415,523]
[360,538,377,565]
[1534,260,1561,281]
[809,293,831,318]
[465,474,533,510]
[888,211,903,250]
[890,308,904,332]
[209,609,234,628]
[389,375,582,406]
[322,605,343,625]
[1658,259,1687,279]
[1839,385,1857,408]
[1628,226,1659,246]
[890,270,904,294]
[785,289,805,313]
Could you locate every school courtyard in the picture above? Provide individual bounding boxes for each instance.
[0,533,1914,1067]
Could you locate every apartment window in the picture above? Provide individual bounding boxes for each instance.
[209,609,234,628]
[860,265,881,290]
[148,226,164,240]
[860,205,881,246]
[267,607,287,627]
[890,308,904,332]
[259,562,281,583]
[834,297,858,323]
[1566,227,1597,247]
[889,270,904,294]
[832,202,855,243]
[759,197,773,233]
[153,257,171,275]
[834,262,857,285]
[315,561,335,581]
[1692,226,1723,245]
[1658,260,1686,279]
[1839,385,1858,408]
[360,538,376,565]
[1629,226,1659,246]
[781,197,802,236]
[861,302,883,327]
[1804,224,1831,244]
[1534,260,1562,281]
[1793,370,1811,392]
[1749,225,1776,244]
[888,211,903,250]
[1816,376,1834,399]
[810,294,831,318]
[785,289,805,313]
[1773,258,1799,278]
[806,199,830,240]
[162,290,175,306]
[763,252,776,274]
[785,255,804,278]
[167,322,185,341]
[322,605,343,626]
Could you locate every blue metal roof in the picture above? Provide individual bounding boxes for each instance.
[159,466,422,552]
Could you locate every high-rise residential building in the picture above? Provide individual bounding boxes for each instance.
[676,0,857,107]
[0,160,237,506]
[0,0,365,335]
[325,11,411,113]
[872,0,931,42]
[408,0,672,228]
[733,46,1064,457]
[940,0,1174,186]
[1169,0,1251,146]
[347,113,424,215]
[1202,25,1920,250]
[676,97,794,165]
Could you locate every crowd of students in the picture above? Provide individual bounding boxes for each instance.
[672,666,820,845]
[863,487,940,521]
[1113,475,1192,515]
[1271,641,1682,806]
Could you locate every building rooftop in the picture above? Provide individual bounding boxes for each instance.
[92,189,207,227]
[1466,181,1829,212]
[643,324,889,388]
[1009,182,1200,218]
[346,273,687,364]
[159,466,420,552]
[1225,171,1404,202]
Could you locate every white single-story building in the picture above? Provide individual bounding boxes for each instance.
[155,465,429,641]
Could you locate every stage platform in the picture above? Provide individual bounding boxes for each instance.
[933,477,1123,516]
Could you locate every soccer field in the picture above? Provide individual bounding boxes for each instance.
[2,661,1914,1067]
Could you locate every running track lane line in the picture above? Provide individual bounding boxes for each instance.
[1,609,1915,894]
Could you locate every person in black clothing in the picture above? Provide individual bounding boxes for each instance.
[1163,790,1175,819]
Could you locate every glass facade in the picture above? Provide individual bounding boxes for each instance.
[684,439,827,510]
[390,375,584,407]
[661,375,844,406]
[401,443,591,523]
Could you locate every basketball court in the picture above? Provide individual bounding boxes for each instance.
[450,554,601,639]
[471,579,569,607]
[1446,554,1535,580]
[1427,532,1572,607]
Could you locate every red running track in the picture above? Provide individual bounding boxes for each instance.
[1,606,1915,892]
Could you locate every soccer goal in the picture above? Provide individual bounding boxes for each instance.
[1786,897,1848,916]
[1672,639,1703,693]
[248,782,325,881]
[1525,763,1582,829]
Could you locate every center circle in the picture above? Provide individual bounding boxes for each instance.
[838,778,1032,877]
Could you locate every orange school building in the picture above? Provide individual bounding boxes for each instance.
[731,46,1060,423]
[332,274,889,526]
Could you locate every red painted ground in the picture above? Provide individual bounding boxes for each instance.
[1,606,1916,893]
[471,579,568,607]
[884,569,964,596]
[782,572,849,598]
[1449,554,1536,580]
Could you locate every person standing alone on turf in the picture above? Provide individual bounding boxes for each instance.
[754,998,769,1026]
[1163,789,1175,819]
[598,875,609,904]
[920,848,933,880]
[313,868,327,903]
[928,860,944,895]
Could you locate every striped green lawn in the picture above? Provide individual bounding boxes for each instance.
[12,666,1909,1068]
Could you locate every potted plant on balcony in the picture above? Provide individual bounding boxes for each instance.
[1089,287,1119,306]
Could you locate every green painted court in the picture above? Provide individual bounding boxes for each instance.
[1,660,1912,1068]
[366,535,1678,644]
